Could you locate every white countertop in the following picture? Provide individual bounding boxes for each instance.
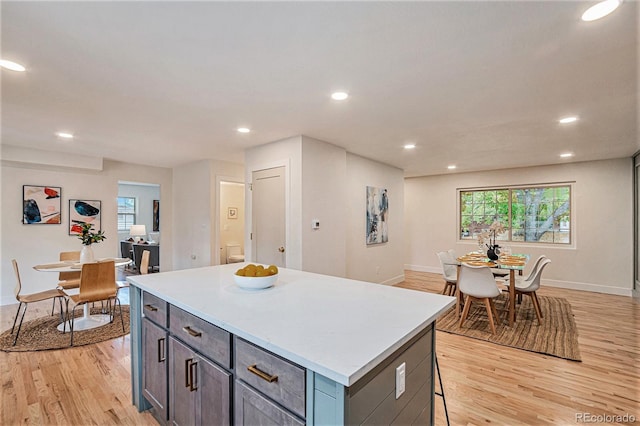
[127,264,454,386]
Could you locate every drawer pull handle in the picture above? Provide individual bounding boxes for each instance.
[185,358,198,391]
[185,358,193,388]
[144,304,158,312]
[248,364,278,383]
[157,337,165,363]
[190,360,198,392]
[183,326,202,338]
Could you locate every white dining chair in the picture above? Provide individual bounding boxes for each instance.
[509,254,548,303]
[515,258,551,325]
[436,251,457,296]
[458,263,502,334]
[519,255,547,283]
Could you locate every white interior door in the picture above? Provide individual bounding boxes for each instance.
[252,167,286,267]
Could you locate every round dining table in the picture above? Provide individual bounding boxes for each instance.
[33,257,131,332]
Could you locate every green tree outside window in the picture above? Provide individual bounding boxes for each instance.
[460,185,570,244]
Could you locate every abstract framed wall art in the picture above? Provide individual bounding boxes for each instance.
[366,186,388,245]
[69,199,101,235]
[23,185,62,224]
[228,207,238,219]
[153,200,160,231]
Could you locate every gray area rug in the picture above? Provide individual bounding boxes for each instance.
[0,305,130,352]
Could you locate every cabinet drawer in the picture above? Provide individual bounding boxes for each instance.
[142,318,168,423]
[142,292,167,327]
[235,337,305,419]
[235,381,304,426]
[169,305,231,369]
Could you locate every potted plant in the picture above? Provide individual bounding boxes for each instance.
[78,223,106,263]
[477,220,507,260]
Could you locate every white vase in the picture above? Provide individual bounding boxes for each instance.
[80,245,95,263]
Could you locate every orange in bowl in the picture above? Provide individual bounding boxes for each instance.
[234,264,278,289]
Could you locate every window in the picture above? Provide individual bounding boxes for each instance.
[117,197,136,231]
[460,185,571,244]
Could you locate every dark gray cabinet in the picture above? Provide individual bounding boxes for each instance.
[169,337,232,426]
[131,284,440,426]
[235,381,304,426]
[142,318,168,422]
[235,337,306,420]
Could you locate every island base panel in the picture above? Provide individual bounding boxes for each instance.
[309,325,434,425]
[130,283,439,425]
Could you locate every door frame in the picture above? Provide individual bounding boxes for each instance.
[245,158,292,267]
[634,152,640,299]
[215,175,245,266]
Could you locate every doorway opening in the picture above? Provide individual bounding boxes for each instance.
[219,181,245,264]
[117,181,161,274]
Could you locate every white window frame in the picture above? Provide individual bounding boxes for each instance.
[117,196,137,232]
[458,183,573,245]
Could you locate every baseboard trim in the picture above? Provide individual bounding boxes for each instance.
[381,274,405,286]
[542,279,632,296]
[0,296,16,307]
[404,265,633,297]
[404,264,441,274]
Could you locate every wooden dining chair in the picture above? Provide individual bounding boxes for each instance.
[63,260,124,346]
[458,263,502,334]
[58,251,81,290]
[140,250,150,275]
[11,259,66,346]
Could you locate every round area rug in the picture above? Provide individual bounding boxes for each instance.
[0,305,130,352]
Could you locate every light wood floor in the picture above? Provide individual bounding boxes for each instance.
[1,271,638,425]
[397,271,640,425]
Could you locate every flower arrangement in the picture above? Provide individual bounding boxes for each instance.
[477,220,507,250]
[77,222,106,246]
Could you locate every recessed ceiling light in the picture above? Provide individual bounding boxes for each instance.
[0,59,26,72]
[56,132,74,139]
[237,127,251,133]
[559,116,579,124]
[447,165,457,170]
[581,0,621,21]
[560,153,574,158]
[331,92,349,101]
[403,143,416,149]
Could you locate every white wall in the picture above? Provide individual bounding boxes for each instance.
[244,136,303,269]
[173,161,211,270]
[1,158,172,305]
[405,158,634,296]
[301,136,347,277]
[172,159,244,270]
[245,136,404,284]
[117,183,160,242]
[346,153,405,285]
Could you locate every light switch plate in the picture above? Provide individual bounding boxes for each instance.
[395,362,406,399]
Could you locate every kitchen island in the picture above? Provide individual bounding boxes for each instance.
[127,264,454,425]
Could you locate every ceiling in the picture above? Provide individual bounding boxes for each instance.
[1,1,637,177]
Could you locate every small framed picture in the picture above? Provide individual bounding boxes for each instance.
[23,185,62,224]
[227,207,238,219]
[69,199,101,235]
